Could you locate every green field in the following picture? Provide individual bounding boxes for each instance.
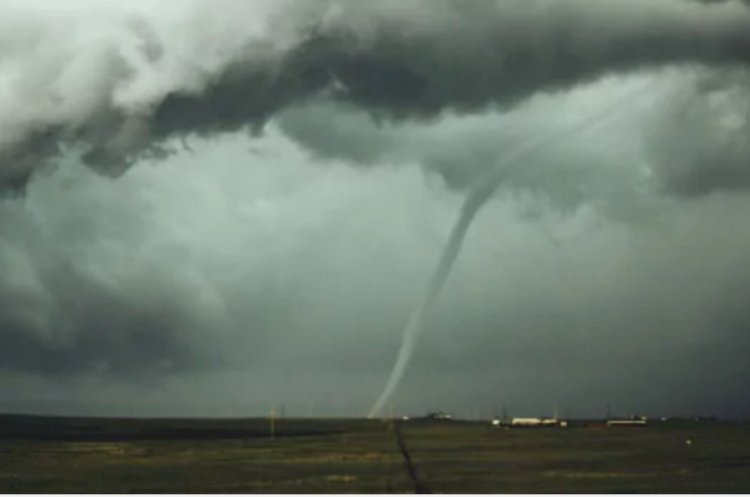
[1,415,749,493]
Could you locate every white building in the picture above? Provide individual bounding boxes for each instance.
[502,417,568,427]
[607,418,647,427]
[511,417,543,426]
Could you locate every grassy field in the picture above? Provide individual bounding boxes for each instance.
[1,415,749,493]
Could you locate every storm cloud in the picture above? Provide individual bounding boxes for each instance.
[1,1,750,419]
[2,0,750,190]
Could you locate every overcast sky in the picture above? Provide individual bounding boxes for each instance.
[1,0,750,419]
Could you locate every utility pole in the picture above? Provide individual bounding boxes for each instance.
[269,404,275,440]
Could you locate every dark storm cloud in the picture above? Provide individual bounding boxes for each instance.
[0,146,295,378]
[3,0,750,190]
[646,70,750,196]
[276,74,666,228]
[1,131,750,418]
[0,234,208,377]
[0,131,62,192]
[0,143,434,382]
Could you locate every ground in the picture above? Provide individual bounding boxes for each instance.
[1,415,749,493]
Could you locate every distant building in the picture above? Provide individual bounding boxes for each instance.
[506,418,568,428]
[512,417,543,427]
[607,416,647,427]
[425,411,452,421]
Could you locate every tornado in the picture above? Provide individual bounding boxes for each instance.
[368,83,653,418]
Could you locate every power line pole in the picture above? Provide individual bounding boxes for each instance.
[269,404,275,440]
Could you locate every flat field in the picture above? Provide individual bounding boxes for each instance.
[1,415,749,493]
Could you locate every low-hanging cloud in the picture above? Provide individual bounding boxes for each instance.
[2,0,750,190]
[645,69,750,196]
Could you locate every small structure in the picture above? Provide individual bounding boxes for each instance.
[607,416,647,427]
[425,411,452,421]
[512,417,544,427]
[490,417,568,428]
[512,417,565,427]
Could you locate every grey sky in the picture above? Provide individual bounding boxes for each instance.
[1,0,749,419]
